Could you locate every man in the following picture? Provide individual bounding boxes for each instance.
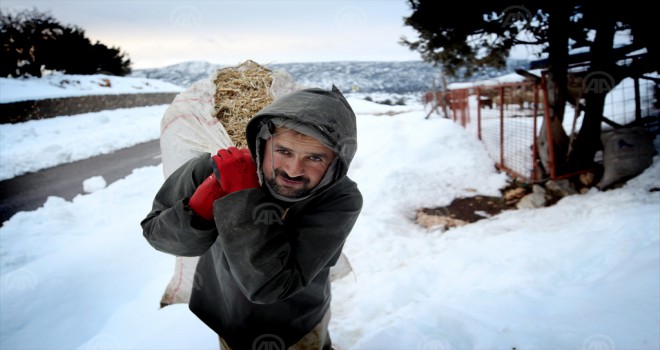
[141,85,363,350]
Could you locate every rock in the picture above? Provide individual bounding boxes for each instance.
[579,172,596,186]
[516,184,546,209]
[545,179,578,197]
[415,210,468,230]
[504,187,527,201]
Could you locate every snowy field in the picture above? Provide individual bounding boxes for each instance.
[0,74,658,350]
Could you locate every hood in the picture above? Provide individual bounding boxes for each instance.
[245,85,358,198]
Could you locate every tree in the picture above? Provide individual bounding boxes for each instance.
[0,8,132,77]
[0,10,23,77]
[43,25,96,74]
[401,0,658,176]
[92,42,132,76]
[0,8,64,77]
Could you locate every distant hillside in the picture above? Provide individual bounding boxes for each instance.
[130,59,531,94]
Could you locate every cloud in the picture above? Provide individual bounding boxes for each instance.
[1,0,422,68]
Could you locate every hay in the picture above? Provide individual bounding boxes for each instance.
[212,60,274,148]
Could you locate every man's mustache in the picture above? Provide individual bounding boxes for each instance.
[274,168,310,185]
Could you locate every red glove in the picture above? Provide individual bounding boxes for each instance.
[212,147,260,194]
[188,173,227,220]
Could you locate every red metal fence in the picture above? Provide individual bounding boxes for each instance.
[433,73,658,183]
[439,80,543,182]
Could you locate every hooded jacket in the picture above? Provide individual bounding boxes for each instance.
[141,86,363,349]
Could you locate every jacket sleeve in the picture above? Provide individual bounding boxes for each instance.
[213,179,363,304]
[141,153,219,257]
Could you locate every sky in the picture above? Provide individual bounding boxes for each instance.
[0,0,549,70]
[1,73,659,349]
[0,0,434,69]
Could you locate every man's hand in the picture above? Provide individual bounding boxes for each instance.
[188,173,226,220]
[212,147,260,194]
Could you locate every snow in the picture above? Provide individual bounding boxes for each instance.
[448,69,545,89]
[0,105,169,180]
[82,176,107,194]
[0,72,183,103]
[1,74,659,350]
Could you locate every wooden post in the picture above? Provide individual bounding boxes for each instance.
[440,71,449,118]
[425,78,440,119]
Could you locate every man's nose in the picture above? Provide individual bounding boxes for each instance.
[283,157,305,178]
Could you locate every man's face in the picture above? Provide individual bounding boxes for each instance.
[262,127,336,198]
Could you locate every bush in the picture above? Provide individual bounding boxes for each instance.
[0,7,131,77]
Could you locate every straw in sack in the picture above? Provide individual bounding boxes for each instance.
[212,60,275,148]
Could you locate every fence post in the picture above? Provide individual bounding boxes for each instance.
[477,87,482,140]
[634,76,642,121]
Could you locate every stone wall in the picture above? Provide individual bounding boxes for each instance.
[0,92,178,124]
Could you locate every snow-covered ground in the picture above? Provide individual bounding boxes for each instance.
[0,74,658,350]
[0,73,183,103]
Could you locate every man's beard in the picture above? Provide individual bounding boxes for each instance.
[266,168,313,199]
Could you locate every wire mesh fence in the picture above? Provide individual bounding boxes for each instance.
[440,73,658,183]
[444,81,542,182]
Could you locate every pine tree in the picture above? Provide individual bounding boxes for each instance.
[401,0,657,174]
[0,7,132,77]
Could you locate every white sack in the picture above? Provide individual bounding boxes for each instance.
[160,77,233,179]
[597,126,656,189]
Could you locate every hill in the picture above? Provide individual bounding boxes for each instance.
[130,59,532,94]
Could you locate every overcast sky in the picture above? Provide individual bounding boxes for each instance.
[1,0,430,69]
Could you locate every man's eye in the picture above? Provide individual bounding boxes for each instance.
[276,149,289,155]
[309,156,322,162]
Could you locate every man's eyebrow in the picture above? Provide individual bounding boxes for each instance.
[273,142,289,150]
[274,142,332,159]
